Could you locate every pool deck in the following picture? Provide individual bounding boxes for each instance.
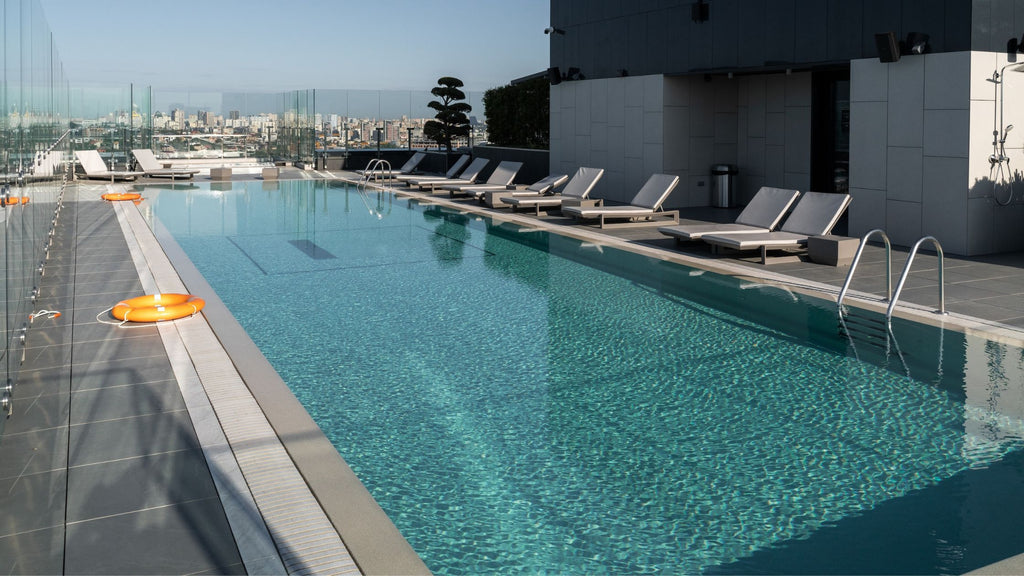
[2,166,1024,574]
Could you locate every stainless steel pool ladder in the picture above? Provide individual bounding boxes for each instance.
[837,230,946,324]
[360,158,395,189]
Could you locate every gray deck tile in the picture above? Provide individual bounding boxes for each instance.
[66,449,219,522]
[64,498,245,576]
[68,410,200,467]
[71,330,169,361]
[11,365,71,398]
[0,526,65,575]
[0,469,67,537]
[69,354,175,392]
[70,379,185,424]
[1,390,70,436]
[0,425,70,480]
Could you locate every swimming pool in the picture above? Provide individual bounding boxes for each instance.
[142,180,1024,575]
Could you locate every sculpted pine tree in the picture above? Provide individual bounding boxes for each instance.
[423,77,472,152]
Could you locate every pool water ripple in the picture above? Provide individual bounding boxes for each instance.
[146,181,1024,575]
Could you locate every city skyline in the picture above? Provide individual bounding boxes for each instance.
[38,0,551,94]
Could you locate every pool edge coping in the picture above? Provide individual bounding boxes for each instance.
[136,196,431,575]
[382,182,1024,348]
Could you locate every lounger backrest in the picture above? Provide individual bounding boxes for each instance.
[631,173,680,209]
[132,149,163,171]
[75,150,108,175]
[779,191,852,236]
[399,152,426,172]
[735,187,801,229]
[457,157,490,182]
[444,155,471,178]
[484,161,523,185]
[563,167,605,198]
[527,174,569,194]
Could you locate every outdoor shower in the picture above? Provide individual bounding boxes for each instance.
[987,63,1024,205]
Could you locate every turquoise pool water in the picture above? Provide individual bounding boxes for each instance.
[142,180,1024,575]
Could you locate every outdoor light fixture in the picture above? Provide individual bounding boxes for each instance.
[874,32,900,63]
[905,32,930,55]
[565,67,584,81]
[544,27,565,35]
[692,0,709,22]
[548,67,562,85]
[1008,34,1024,55]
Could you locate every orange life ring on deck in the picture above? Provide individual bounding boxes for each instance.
[112,293,205,322]
[102,192,142,202]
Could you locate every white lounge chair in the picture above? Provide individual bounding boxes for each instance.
[444,161,523,197]
[474,173,570,206]
[561,173,680,228]
[701,191,852,264]
[657,186,800,242]
[75,150,143,182]
[395,154,469,183]
[132,149,200,180]
[406,157,490,192]
[356,151,425,178]
[501,167,604,215]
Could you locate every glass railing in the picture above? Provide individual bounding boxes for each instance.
[2,0,73,436]
[69,87,488,167]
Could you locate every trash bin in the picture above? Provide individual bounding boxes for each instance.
[711,164,738,208]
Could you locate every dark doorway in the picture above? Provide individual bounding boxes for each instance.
[811,69,851,195]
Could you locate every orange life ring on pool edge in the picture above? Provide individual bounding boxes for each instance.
[112,293,205,322]
[102,192,142,202]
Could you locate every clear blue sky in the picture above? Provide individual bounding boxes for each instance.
[39,0,550,94]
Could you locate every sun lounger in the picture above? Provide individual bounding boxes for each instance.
[472,173,570,206]
[443,161,523,197]
[657,186,800,242]
[356,151,425,178]
[701,191,852,264]
[406,157,490,192]
[561,173,680,228]
[132,149,200,179]
[75,150,143,182]
[396,154,470,183]
[501,167,604,215]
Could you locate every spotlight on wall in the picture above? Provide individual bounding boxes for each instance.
[691,0,709,23]
[544,26,565,35]
[565,67,584,81]
[1009,34,1024,57]
[548,67,562,85]
[905,32,930,55]
[874,32,901,63]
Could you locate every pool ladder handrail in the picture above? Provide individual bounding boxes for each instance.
[837,230,946,323]
[837,229,892,312]
[886,235,946,321]
[361,158,395,189]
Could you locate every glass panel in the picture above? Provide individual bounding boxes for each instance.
[2,0,71,438]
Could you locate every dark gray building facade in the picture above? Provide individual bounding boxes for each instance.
[548,1,1024,254]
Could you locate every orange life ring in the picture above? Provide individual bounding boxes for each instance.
[112,293,205,322]
[102,192,142,202]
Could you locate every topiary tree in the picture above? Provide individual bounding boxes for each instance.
[423,77,472,152]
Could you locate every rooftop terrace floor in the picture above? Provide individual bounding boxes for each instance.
[3,167,1023,574]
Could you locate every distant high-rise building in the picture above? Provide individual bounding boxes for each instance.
[229,110,240,121]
